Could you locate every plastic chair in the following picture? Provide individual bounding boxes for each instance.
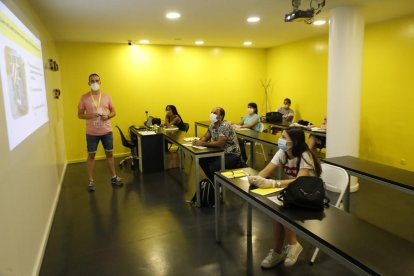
[310,163,349,264]
[115,125,136,169]
[255,123,267,163]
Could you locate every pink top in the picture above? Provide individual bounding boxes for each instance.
[78,91,114,136]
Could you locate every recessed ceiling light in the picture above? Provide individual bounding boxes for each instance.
[243,41,252,46]
[166,12,181,19]
[247,16,260,23]
[313,19,326,26]
[195,40,204,45]
[139,39,150,44]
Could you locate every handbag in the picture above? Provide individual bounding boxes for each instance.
[277,176,329,209]
[265,112,283,123]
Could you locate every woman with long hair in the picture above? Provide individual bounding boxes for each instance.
[163,104,185,131]
[248,127,321,269]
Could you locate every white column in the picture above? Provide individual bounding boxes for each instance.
[326,6,364,158]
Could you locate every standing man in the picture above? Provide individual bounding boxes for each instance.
[78,73,123,192]
[193,107,242,182]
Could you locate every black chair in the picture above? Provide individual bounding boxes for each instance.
[115,125,136,169]
[183,122,190,132]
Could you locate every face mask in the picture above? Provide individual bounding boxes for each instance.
[278,138,289,152]
[247,108,254,114]
[90,82,100,92]
[284,104,289,109]
[209,113,218,123]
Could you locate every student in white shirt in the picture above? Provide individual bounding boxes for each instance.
[248,127,322,268]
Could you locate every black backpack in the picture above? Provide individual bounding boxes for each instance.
[277,176,329,209]
[191,178,216,207]
[265,112,283,123]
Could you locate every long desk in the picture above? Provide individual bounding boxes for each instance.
[162,129,225,207]
[263,121,327,137]
[323,155,414,196]
[214,168,414,275]
[194,121,279,168]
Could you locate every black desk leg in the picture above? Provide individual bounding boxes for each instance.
[215,176,221,243]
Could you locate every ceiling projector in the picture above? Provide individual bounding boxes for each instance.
[284,9,314,22]
[284,0,325,24]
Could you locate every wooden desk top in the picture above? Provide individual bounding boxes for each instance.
[323,156,414,192]
[215,168,414,275]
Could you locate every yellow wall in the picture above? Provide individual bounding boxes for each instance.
[57,43,267,162]
[360,15,414,169]
[266,36,329,124]
[266,15,414,171]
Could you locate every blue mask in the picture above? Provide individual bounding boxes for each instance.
[278,138,289,151]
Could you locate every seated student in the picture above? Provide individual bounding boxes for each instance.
[248,127,322,269]
[308,117,327,153]
[233,102,262,162]
[271,98,294,134]
[234,102,261,131]
[163,105,186,131]
[193,107,241,182]
[276,98,294,123]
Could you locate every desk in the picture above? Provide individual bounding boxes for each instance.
[264,122,327,137]
[235,128,278,167]
[130,128,164,173]
[214,168,414,275]
[162,129,225,207]
[323,156,414,195]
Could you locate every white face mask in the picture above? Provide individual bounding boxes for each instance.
[209,113,218,123]
[247,108,254,114]
[90,82,100,92]
[284,104,289,109]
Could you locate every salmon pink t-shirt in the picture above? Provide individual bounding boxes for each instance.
[78,92,114,136]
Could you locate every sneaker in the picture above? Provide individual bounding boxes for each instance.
[111,176,123,188]
[88,181,95,192]
[261,249,284,269]
[284,242,303,267]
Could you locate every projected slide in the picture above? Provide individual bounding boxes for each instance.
[0,2,48,150]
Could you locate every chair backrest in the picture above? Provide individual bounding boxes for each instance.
[321,163,349,208]
[258,123,265,132]
[115,125,134,148]
[183,123,190,132]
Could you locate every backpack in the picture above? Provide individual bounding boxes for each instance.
[265,112,283,123]
[191,178,216,207]
[277,176,329,209]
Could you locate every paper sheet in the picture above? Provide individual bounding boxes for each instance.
[250,187,284,195]
[138,131,157,135]
[221,169,248,178]
[183,137,200,142]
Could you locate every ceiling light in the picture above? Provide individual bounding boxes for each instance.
[166,12,181,19]
[243,41,252,46]
[139,39,150,44]
[313,19,326,26]
[195,40,204,45]
[247,16,260,23]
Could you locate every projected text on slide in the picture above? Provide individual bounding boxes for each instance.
[0,2,48,150]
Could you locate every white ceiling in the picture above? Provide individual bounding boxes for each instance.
[29,0,414,48]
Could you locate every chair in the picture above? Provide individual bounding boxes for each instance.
[115,125,136,169]
[256,123,267,163]
[183,122,190,132]
[310,163,349,264]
